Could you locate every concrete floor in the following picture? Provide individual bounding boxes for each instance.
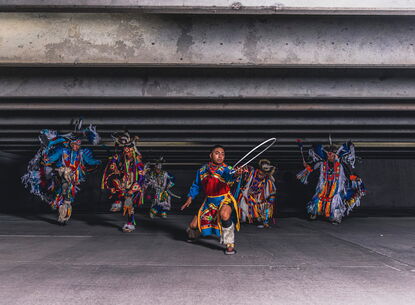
[0,213,414,305]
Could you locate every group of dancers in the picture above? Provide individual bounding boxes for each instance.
[22,121,366,255]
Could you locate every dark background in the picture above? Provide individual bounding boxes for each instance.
[3,152,415,217]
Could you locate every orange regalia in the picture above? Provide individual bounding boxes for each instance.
[297,142,366,223]
[102,151,145,212]
[101,132,146,232]
[238,165,276,226]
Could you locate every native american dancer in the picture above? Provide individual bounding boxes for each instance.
[238,159,276,228]
[181,145,244,255]
[296,141,366,224]
[101,132,147,232]
[145,158,177,219]
[22,121,101,225]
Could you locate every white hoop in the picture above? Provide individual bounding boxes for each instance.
[233,138,277,168]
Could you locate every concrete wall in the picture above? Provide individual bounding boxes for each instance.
[1,0,415,15]
[3,68,415,99]
[1,13,415,67]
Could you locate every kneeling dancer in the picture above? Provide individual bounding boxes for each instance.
[181,145,243,255]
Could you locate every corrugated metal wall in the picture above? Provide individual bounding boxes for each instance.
[1,67,415,165]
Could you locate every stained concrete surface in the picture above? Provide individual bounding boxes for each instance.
[2,13,415,67]
[0,213,414,305]
[2,0,415,14]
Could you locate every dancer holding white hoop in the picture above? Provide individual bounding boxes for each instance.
[181,139,276,255]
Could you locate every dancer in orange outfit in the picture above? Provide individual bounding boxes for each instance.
[297,141,366,224]
[238,159,276,228]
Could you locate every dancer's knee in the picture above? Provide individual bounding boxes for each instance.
[219,205,232,221]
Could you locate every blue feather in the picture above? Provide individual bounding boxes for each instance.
[83,124,101,145]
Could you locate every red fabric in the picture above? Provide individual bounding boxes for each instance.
[201,163,230,196]
[39,166,47,188]
[202,175,230,197]
[200,205,219,228]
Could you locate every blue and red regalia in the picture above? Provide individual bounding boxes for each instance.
[188,162,240,237]
[44,139,100,208]
[22,122,101,225]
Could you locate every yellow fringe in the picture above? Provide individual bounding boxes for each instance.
[196,192,240,234]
